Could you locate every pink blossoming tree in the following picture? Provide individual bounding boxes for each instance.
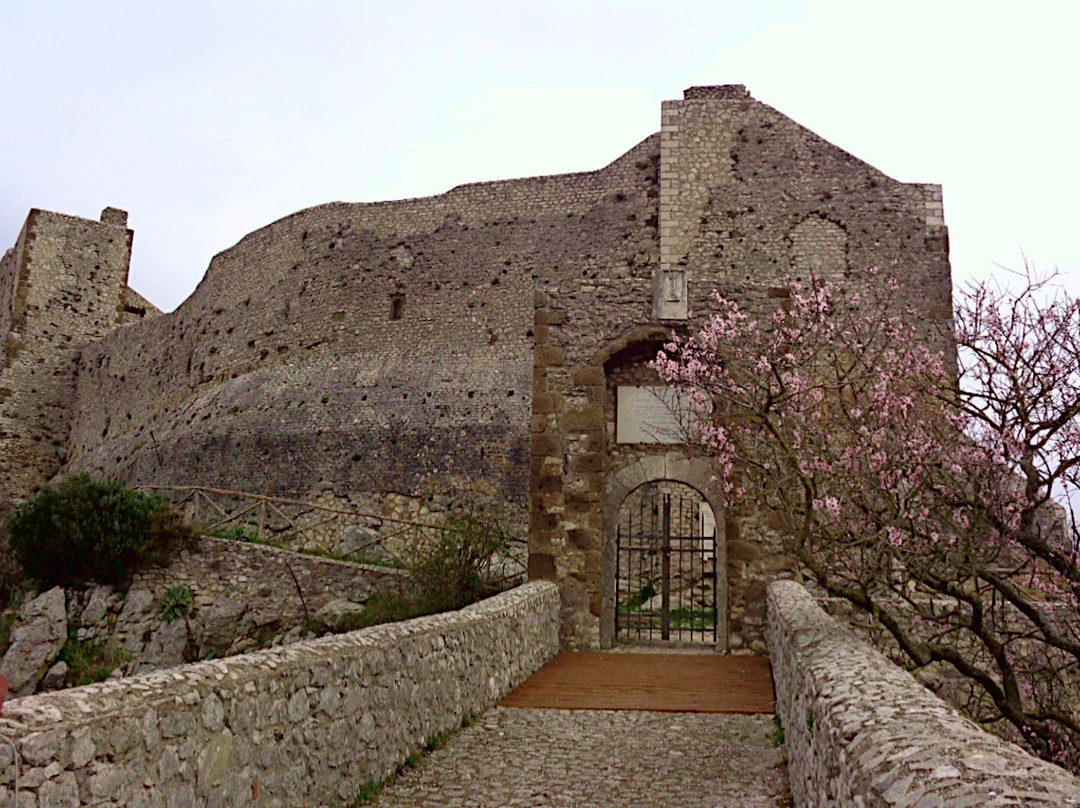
[653,268,1080,770]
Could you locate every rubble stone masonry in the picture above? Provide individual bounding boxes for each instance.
[2,86,952,651]
[0,207,156,511]
[768,580,1080,806]
[0,581,559,807]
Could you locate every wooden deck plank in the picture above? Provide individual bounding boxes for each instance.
[499,652,775,714]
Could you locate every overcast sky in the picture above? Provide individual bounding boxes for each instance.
[2,1,1077,312]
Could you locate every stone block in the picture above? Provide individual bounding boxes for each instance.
[535,309,568,325]
[534,345,567,367]
[571,366,605,386]
[561,409,603,431]
[528,554,557,580]
[569,453,604,474]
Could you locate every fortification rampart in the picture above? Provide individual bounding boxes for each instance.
[0,208,154,510]
[767,580,1080,806]
[0,581,560,807]
[63,136,660,523]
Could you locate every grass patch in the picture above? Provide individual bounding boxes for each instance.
[397,752,422,774]
[424,729,453,753]
[770,716,785,747]
[212,524,263,544]
[345,779,382,806]
[58,633,130,687]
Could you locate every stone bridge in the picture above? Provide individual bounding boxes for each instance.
[0,581,1077,806]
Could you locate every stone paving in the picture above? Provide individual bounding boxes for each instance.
[370,707,792,807]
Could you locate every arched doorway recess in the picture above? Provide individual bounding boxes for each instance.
[614,480,718,645]
[602,460,728,651]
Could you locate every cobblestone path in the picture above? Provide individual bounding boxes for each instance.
[370,707,791,807]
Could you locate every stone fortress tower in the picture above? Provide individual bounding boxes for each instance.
[0,86,951,650]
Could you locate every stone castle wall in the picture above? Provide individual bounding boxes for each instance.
[0,208,155,511]
[530,87,952,649]
[767,580,1080,807]
[0,581,560,807]
[62,137,659,526]
[3,86,954,652]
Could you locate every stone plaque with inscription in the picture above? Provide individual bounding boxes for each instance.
[617,386,692,444]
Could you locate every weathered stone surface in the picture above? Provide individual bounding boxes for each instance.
[39,662,67,692]
[198,595,247,658]
[1,587,67,697]
[767,580,1080,806]
[375,708,789,807]
[314,598,366,632]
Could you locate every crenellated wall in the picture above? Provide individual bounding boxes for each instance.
[767,580,1080,807]
[0,581,560,807]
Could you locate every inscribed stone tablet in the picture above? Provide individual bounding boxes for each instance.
[617,386,688,444]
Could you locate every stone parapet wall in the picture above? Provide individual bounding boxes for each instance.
[0,581,560,807]
[766,580,1080,807]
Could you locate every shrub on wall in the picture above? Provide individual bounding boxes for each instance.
[5,475,195,587]
[411,508,514,612]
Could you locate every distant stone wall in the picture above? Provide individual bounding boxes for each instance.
[0,207,147,510]
[0,581,560,807]
[2,537,409,697]
[129,536,408,637]
[767,580,1080,807]
[85,537,410,672]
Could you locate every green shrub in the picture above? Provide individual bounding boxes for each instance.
[409,508,512,613]
[306,507,517,640]
[5,475,196,587]
[158,585,192,623]
[216,524,261,543]
[58,633,130,687]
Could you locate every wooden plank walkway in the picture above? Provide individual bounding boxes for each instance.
[499,652,776,714]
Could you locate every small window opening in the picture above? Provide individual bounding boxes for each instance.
[390,294,405,321]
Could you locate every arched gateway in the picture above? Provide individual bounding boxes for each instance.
[604,473,728,651]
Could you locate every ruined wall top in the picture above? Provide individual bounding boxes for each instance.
[683,85,751,101]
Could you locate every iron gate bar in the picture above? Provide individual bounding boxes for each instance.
[662,495,671,641]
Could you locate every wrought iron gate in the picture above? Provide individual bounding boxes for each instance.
[615,492,718,644]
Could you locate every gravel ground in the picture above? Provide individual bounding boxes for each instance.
[369,707,792,807]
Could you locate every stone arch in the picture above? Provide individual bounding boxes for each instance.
[601,455,728,651]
